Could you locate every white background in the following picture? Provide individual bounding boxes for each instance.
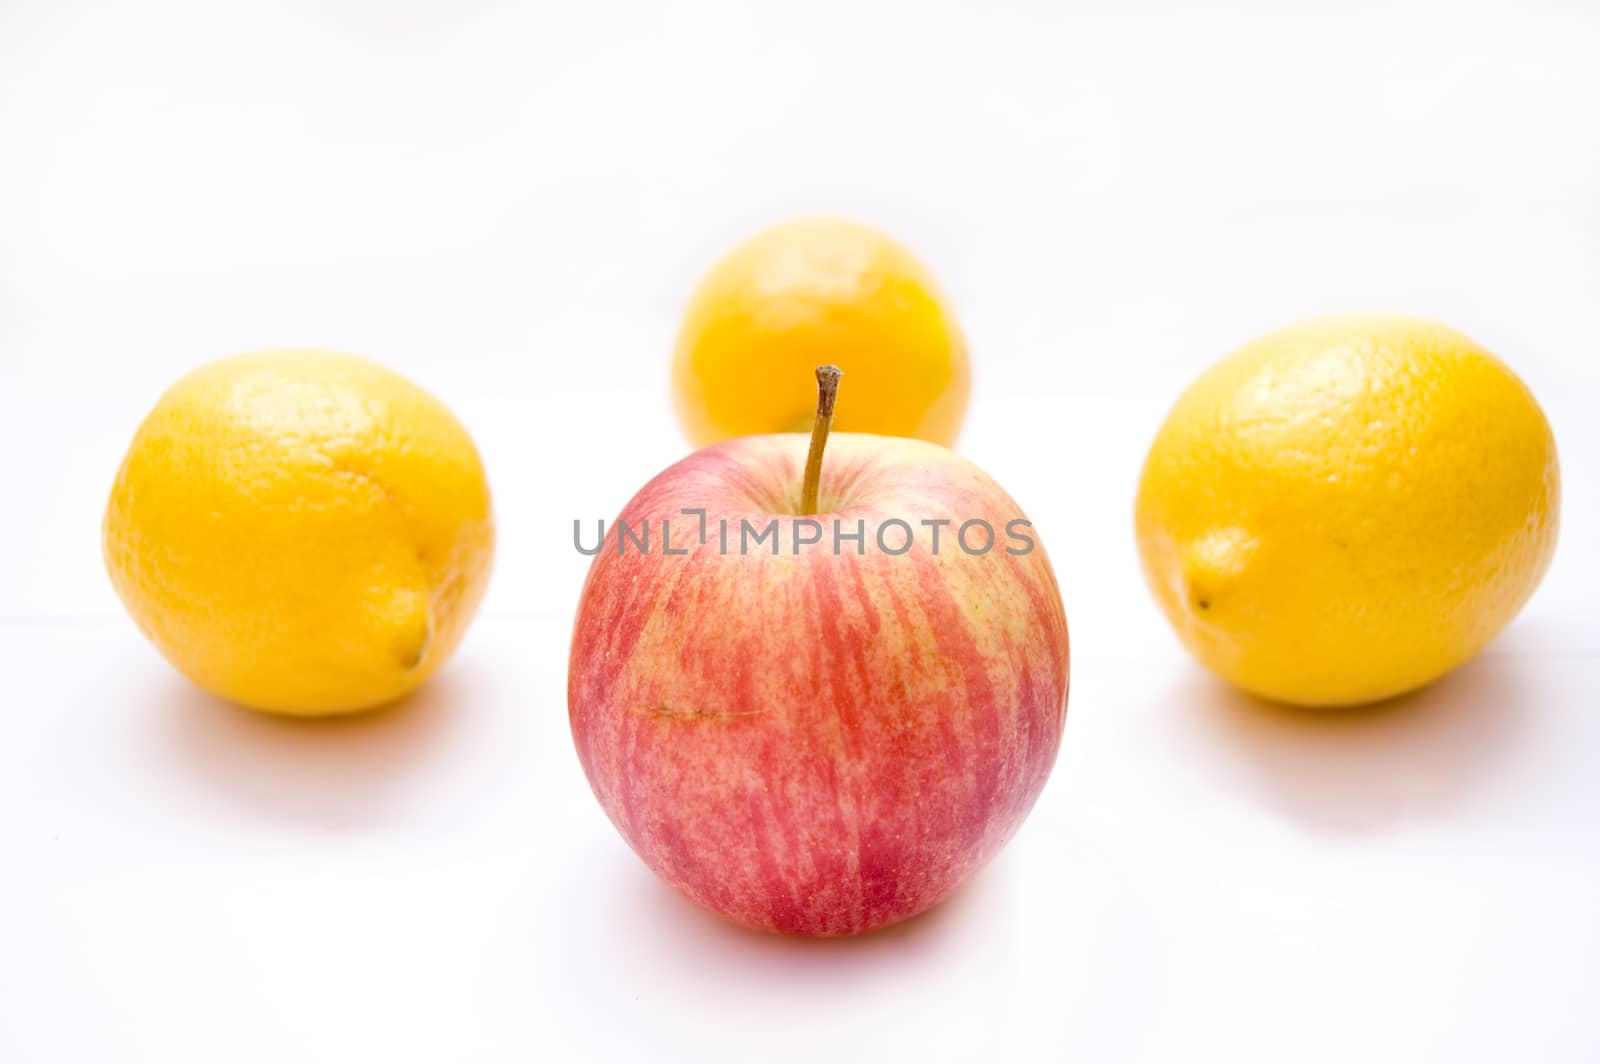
[2,2,1597,1061]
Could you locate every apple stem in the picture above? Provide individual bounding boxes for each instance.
[800,365,843,516]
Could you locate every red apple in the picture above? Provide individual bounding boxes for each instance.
[568,378,1069,936]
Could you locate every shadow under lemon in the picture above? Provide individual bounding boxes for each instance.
[1188,645,1533,833]
[157,664,473,828]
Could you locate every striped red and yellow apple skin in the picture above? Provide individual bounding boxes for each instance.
[569,434,1070,936]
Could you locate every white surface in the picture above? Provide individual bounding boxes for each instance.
[2,3,1598,1062]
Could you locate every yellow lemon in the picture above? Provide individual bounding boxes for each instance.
[672,218,970,447]
[1135,315,1559,707]
[104,350,495,716]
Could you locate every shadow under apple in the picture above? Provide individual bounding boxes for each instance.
[547,832,1015,977]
